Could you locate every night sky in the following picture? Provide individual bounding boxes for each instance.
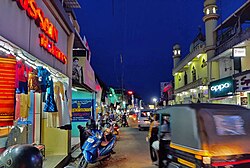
[75,0,246,103]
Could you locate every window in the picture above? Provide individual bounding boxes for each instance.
[213,115,246,136]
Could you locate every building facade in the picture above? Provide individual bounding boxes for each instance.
[0,0,76,167]
[209,0,250,108]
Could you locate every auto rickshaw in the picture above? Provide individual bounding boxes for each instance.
[157,103,250,168]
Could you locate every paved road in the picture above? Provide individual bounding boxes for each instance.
[66,118,156,168]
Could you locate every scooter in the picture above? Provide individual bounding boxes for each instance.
[113,123,120,135]
[77,129,116,168]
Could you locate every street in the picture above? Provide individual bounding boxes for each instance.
[66,118,156,168]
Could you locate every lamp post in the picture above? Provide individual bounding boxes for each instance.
[152,98,157,109]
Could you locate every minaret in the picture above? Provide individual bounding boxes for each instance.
[203,0,219,82]
[173,44,181,68]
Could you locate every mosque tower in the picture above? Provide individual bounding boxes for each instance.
[203,0,219,82]
[172,44,181,69]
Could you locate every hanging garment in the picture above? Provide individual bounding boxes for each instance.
[28,71,40,92]
[59,82,71,130]
[37,66,51,92]
[47,112,59,128]
[0,57,16,126]
[20,93,30,118]
[15,94,21,120]
[46,81,64,128]
[44,78,57,112]
[34,92,41,144]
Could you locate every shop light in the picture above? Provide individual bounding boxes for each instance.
[188,62,192,66]
[16,56,22,61]
[17,52,28,61]
[0,46,10,54]
[72,88,77,92]
[25,60,36,69]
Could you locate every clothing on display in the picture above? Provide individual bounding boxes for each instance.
[44,78,58,112]
[37,66,51,93]
[16,60,33,94]
[59,82,71,130]
[20,93,30,118]
[0,57,16,126]
[28,71,40,92]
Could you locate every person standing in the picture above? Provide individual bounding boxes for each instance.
[147,114,159,165]
[159,114,171,168]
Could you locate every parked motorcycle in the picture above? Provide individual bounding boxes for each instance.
[77,128,116,168]
[113,123,120,135]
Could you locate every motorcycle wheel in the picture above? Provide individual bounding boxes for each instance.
[77,155,88,168]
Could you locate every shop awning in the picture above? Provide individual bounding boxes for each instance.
[64,0,81,8]
[72,79,95,93]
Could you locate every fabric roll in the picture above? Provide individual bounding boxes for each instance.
[15,94,21,120]
[20,93,30,118]
[0,57,16,126]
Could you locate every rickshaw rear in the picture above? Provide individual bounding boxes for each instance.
[157,104,250,168]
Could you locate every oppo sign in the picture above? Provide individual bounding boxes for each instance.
[211,83,230,92]
[209,77,234,98]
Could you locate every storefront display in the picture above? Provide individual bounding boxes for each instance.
[0,0,74,166]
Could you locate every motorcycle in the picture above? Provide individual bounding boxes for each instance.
[113,123,120,135]
[77,128,116,168]
[121,118,129,127]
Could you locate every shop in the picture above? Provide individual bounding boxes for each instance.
[71,55,96,148]
[0,0,74,167]
[174,80,209,104]
[209,76,236,104]
[234,70,250,108]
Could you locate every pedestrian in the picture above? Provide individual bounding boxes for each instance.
[146,114,159,165]
[159,114,171,168]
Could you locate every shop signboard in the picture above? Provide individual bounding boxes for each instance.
[235,73,250,92]
[209,77,234,98]
[233,48,246,57]
[72,99,92,122]
[83,59,96,91]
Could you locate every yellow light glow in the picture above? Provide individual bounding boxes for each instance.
[188,62,192,66]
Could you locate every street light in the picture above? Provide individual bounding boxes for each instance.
[152,98,157,109]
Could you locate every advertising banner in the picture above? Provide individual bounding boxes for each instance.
[84,59,96,91]
[209,77,234,98]
[72,99,92,122]
[235,72,250,92]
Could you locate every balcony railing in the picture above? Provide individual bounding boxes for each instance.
[174,77,207,94]
[215,27,250,56]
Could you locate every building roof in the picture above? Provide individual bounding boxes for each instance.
[215,1,250,31]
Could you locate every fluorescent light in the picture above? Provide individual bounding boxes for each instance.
[188,62,192,66]
[72,88,77,91]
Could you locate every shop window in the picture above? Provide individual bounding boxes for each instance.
[184,71,188,85]
[192,66,196,82]
[201,58,207,68]
[178,75,181,81]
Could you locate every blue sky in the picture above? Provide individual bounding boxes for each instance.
[75,0,246,103]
